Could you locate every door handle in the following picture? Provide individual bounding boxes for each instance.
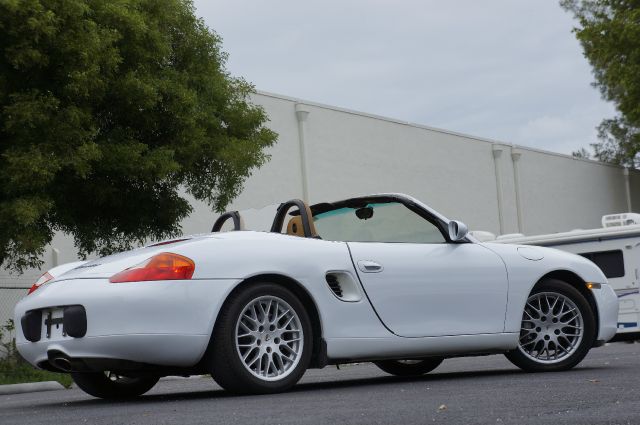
[357,260,384,273]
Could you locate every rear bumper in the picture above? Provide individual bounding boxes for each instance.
[14,277,240,368]
[17,334,210,369]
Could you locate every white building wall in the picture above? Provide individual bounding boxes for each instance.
[1,91,638,325]
[514,148,631,235]
[298,101,503,232]
[218,91,636,238]
[630,169,640,213]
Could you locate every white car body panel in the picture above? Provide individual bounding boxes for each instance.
[326,333,516,360]
[16,276,239,366]
[14,194,619,372]
[489,226,640,334]
[482,242,618,341]
[347,242,509,337]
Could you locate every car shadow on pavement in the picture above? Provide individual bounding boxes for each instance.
[291,366,602,393]
[30,365,605,408]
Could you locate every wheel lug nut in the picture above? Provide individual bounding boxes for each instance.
[544,335,550,340]
[266,347,272,353]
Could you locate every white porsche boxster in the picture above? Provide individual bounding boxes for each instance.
[14,194,618,398]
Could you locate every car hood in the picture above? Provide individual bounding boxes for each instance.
[481,242,608,284]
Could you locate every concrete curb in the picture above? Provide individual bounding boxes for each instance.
[0,381,65,395]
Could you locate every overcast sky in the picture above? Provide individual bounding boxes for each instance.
[193,0,616,156]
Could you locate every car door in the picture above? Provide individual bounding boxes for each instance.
[313,200,509,338]
[348,241,509,337]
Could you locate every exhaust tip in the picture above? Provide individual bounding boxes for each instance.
[51,357,72,372]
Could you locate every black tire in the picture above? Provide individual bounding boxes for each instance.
[375,358,444,376]
[505,278,596,372]
[209,283,313,394]
[71,372,159,399]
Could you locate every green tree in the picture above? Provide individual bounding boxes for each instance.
[572,147,592,159]
[0,0,276,272]
[561,0,640,167]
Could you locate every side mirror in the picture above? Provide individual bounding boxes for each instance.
[448,220,469,242]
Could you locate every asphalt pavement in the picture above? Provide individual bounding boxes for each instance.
[1,341,639,425]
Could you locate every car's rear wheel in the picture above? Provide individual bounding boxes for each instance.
[71,371,159,399]
[210,283,313,394]
[375,358,444,376]
[505,278,596,372]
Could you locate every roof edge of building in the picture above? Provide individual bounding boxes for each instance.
[255,89,628,172]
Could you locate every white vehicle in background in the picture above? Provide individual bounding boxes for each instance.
[473,213,640,339]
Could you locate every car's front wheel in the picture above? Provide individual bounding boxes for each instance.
[375,358,444,376]
[71,371,159,399]
[505,278,596,372]
[209,283,313,394]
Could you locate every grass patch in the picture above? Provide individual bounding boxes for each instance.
[0,359,73,388]
[0,319,73,388]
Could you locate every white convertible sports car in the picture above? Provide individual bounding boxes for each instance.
[14,194,618,398]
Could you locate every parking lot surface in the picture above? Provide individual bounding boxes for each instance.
[1,341,639,425]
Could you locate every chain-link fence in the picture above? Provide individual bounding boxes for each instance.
[0,270,36,351]
[1,286,29,319]
[0,278,71,386]
[0,286,29,347]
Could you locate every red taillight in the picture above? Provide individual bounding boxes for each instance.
[109,253,195,283]
[28,272,54,295]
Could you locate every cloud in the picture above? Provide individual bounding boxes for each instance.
[515,103,616,154]
[193,0,615,156]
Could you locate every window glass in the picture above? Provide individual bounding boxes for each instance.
[578,250,625,278]
[313,202,446,243]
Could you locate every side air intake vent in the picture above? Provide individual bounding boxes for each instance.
[326,274,343,298]
[325,272,362,302]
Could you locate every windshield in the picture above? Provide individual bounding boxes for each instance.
[313,202,446,243]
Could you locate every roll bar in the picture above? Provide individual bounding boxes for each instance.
[270,199,315,238]
[211,211,242,232]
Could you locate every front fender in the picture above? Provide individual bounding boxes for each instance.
[482,243,612,340]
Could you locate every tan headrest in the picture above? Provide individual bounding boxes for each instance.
[286,216,305,237]
[286,204,317,237]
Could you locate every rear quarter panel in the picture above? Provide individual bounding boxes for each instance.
[173,233,393,340]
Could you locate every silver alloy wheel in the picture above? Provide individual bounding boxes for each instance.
[234,295,304,381]
[517,291,584,364]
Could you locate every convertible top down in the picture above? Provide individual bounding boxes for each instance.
[15,193,618,398]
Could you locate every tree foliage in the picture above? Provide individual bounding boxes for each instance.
[0,0,276,272]
[572,147,592,159]
[561,0,640,167]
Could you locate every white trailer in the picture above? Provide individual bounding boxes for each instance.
[472,213,640,338]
